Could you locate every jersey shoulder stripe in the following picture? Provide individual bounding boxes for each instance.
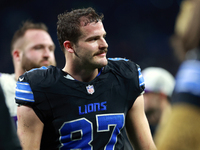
[107,57,145,92]
[138,67,145,87]
[108,57,129,61]
[15,66,49,103]
[15,81,34,102]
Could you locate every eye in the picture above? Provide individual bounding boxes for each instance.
[87,36,99,42]
[49,46,55,52]
[33,45,43,50]
[92,37,98,41]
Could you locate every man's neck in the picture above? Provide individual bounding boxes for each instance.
[15,68,25,81]
[62,65,99,82]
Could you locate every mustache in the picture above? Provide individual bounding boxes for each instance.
[41,59,49,63]
[94,49,108,56]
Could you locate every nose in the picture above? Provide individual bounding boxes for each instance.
[43,48,50,58]
[99,38,108,50]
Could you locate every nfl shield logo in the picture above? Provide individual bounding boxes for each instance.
[86,85,95,94]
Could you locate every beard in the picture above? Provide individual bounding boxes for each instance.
[21,54,56,72]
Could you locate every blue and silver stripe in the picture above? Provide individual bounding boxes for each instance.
[138,67,145,87]
[15,81,34,102]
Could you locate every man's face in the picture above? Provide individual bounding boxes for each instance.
[21,29,56,71]
[72,21,108,69]
[143,92,162,126]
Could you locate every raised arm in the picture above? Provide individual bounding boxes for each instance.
[126,95,157,150]
[17,105,44,150]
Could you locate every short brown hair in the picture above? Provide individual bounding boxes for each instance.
[57,7,104,52]
[11,20,48,53]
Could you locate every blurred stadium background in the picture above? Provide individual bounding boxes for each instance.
[0,0,182,76]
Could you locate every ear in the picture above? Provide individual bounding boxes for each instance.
[12,49,21,61]
[63,41,74,53]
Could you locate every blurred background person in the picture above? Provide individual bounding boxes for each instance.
[0,20,56,126]
[155,0,200,149]
[0,85,22,150]
[142,67,175,137]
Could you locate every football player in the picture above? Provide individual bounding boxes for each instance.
[16,7,156,150]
